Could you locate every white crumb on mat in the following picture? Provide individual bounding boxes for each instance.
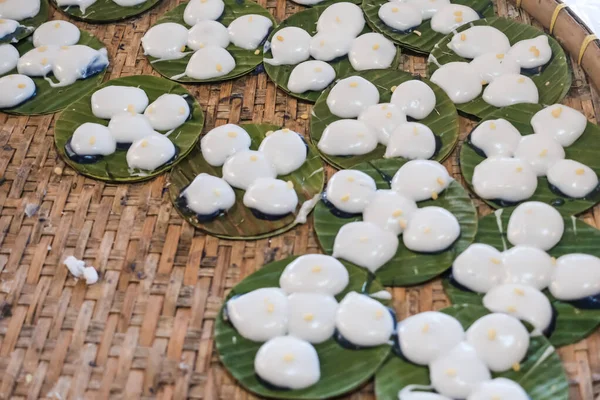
[63,256,99,285]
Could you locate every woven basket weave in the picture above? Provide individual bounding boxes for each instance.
[0,0,599,399]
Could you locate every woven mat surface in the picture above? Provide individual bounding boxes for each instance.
[0,0,599,398]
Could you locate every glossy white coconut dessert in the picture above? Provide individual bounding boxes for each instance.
[430,4,480,35]
[0,74,36,109]
[507,35,552,69]
[221,150,277,190]
[405,0,450,19]
[258,128,307,175]
[287,60,336,94]
[227,14,273,50]
[200,124,251,167]
[46,45,109,88]
[378,3,422,33]
[506,201,564,251]
[17,45,59,77]
[187,21,230,51]
[316,2,365,37]
[279,254,349,296]
[549,253,600,301]
[430,62,482,104]
[452,243,505,293]
[183,46,236,80]
[502,245,554,290]
[180,173,236,217]
[482,74,539,107]
[469,52,521,85]
[317,119,378,156]
[332,221,399,273]
[398,387,452,400]
[335,291,394,346]
[126,134,176,171]
[362,190,418,235]
[513,134,565,176]
[358,103,407,145]
[470,118,522,157]
[471,157,538,203]
[531,104,587,147]
[0,18,18,40]
[142,23,189,60]
[385,122,437,160]
[547,159,598,198]
[69,123,116,157]
[0,44,18,75]
[287,292,338,343]
[448,26,510,59]
[265,26,311,66]
[397,311,465,365]
[183,0,225,25]
[33,20,80,47]
[391,160,452,202]
[403,206,460,253]
[390,80,436,120]
[326,76,380,118]
[91,85,149,119]
[55,0,97,13]
[348,32,396,71]
[309,31,353,62]
[144,94,190,131]
[226,287,288,341]
[324,169,377,214]
[468,378,530,400]
[107,113,155,144]
[0,0,40,20]
[243,178,299,216]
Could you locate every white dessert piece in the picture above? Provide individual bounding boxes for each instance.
[46,45,109,88]
[221,150,277,190]
[483,283,553,335]
[142,23,189,60]
[0,74,36,108]
[144,94,190,131]
[452,243,505,293]
[126,134,176,171]
[503,245,554,290]
[112,0,148,5]
[385,122,437,160]
[358,103,407,145]
[200,124,252,167]
[317,119,378,156]
[506,201,564,251]
[466,313,529,372]
[183,0,225,25]
[397,311,465,365]
[55,0,97,14]
[0,18,18,40]
[91,85,149,119]
[33,20,80,47]
[227,14,273,50]
[187,21,230,51]
[547,159,599,198]
[429,342,491,399]
[288,292,338,343]
[183,45,235,80]
[227,287,288,341]
[470,118,522,157]
[531,104,588,147]
[391,160,452,202]
[390,80,436,120]
[362,190,418,235]
[287,60,336,94]
[180,173,236,216]
[265,27,311,66]
[467,378,530,400]
[448,26,510,59]
[348,32,397,71]
[332,221,399,273]
[279,254,349,295]
[258,128,307,175]
[309,31,353,62]
[335,291,394,346]
[324,169,377,214]
[0,0,40,20]
[378,3,422,32]
[549,254,600,301]
[107,113,155,144]
[0,44,18,75]
[507,35,552,69]
[471,157,537,202]
[254,336,320,390]
[398,387,452,400]
[430,62,482,104]
[403,206,460,252]
[326,76,380,118]
[316,2,365,37]
[513,134,565,176]
[243,178,299,216]
[430,4,480,35]
[469,52,521,85]
[17,45,59,77]
[70,123,116,156]
[482,74,539,107]
[405,0,450,19]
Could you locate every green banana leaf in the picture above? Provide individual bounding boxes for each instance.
[54,75,205,182]
[51,0,162,23]
[0,0,49,44]
[215,256,392,399]
[460,104,600,215]
[310,69,459,170]
[375,304,568,400]
[313,158,478,286]
[443,211,600,347]
[1,31,107,116]
[289,0,360,7]
[427,17,571,119]
[264,6,400,103]
[147,0,275,84]
[169,124,325,240]
[362,0,494,54]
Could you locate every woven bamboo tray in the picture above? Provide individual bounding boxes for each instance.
[0,0,599,398]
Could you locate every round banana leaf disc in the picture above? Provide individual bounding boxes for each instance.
[443,210,600,347]
[289,0,360,8]
[375,304,568,400]
[146,0,275,84]
[264,6,400,103]
[169,124,325,240]
[215,256,392,399]
[55,75,205,183]
[0,30,106,115]
[362,0,494,54]
[51,0,162,23]
[310,69,459,169]
[0,0,49,44]
[427,17,571,119]
[313,158,478,286]
[460,104,600,215]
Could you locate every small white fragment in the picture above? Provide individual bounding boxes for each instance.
[25,203,39,217]
[83,266,99,285]
[64,255,85,278]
